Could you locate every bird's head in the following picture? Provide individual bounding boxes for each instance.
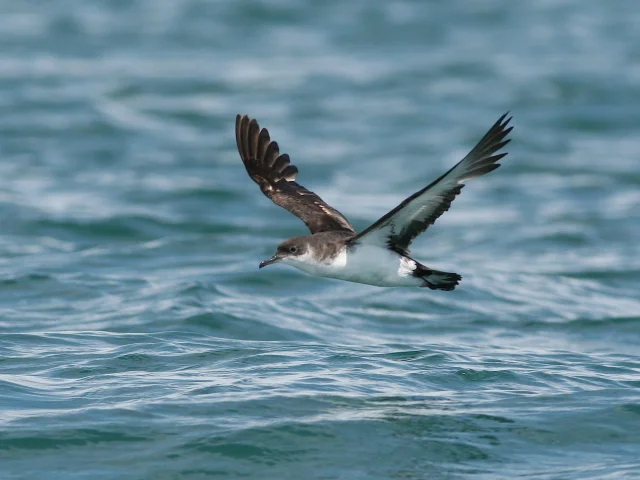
[259,237,309,269]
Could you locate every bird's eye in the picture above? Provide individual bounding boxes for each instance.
[289,246,298,253]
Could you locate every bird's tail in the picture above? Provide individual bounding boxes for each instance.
[413,263,462,291]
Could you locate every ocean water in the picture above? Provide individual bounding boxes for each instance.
[1,0,640,478]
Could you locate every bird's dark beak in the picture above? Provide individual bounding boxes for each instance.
[259,254,282,269]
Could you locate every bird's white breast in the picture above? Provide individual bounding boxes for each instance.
[283,244,423,287]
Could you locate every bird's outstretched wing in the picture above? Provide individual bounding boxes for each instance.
[236,114,355,234]
[351,113,513,255]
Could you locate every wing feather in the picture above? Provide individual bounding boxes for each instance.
[351,113,513,255]
[235,114,355,234]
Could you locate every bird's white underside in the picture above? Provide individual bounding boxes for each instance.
[280,244,423,287]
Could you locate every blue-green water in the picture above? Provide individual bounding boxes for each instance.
[2,1,640,478]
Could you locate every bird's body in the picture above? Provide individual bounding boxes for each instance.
[294,243,420,287]
[277,231,459,289]
[235,112,513,290]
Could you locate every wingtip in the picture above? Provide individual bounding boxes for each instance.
[236,114,251,131]
[235,113,246,130]
[500,111,513,128]
[502,122,514,144]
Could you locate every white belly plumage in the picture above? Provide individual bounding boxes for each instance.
[283,244,423,287]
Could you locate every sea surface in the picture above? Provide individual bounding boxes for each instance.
[1,1,640,478]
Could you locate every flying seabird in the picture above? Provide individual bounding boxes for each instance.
[236,113,513,290]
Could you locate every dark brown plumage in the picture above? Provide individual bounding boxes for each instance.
[235,114,355,234]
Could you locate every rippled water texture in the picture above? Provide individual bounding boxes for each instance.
[1,1,640,478]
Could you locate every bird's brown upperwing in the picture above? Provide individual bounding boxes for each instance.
[235,114,355,234]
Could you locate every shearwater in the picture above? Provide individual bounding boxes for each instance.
[236,113,513,290]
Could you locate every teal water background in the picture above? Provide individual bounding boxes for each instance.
[2,1,640,478]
